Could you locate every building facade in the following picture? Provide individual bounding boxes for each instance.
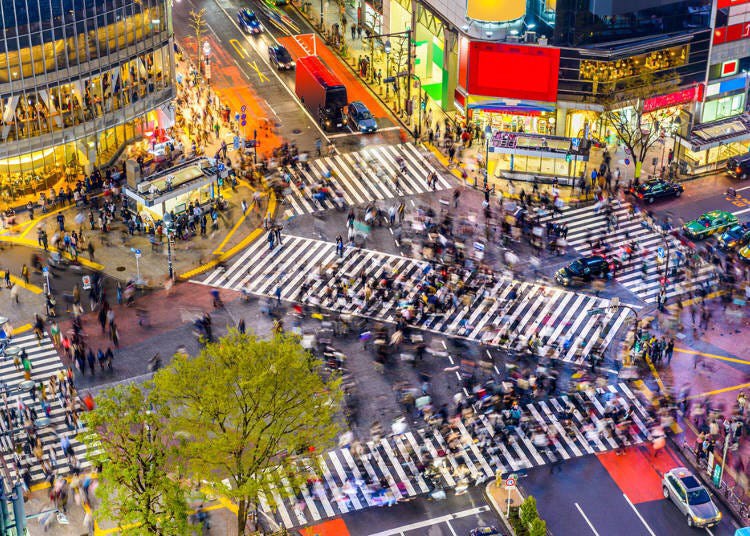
[0,0,176,205]
[356,0,722,180]
[673,0,750,175]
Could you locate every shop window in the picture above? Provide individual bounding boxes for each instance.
[579,45,688,83]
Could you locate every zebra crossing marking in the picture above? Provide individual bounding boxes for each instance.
[280,144,452,215]
[201,236,633,364]
[545,202,736,303]
[0,334,89,482]
[257,383,650,530]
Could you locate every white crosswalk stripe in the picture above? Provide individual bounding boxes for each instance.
[0,334,89,483]
[257,383,650,530]
[200,235,632,364]
[277,144,452,215]
[544,202,724,303]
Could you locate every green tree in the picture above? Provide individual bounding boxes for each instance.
[529,517,547,536]
[78,384,189,535]
[600,71,681,179]
[152,331,343,535]
[519,495,539,527]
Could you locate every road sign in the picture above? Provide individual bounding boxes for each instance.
[233,136,240,150]
[505,477,516,488]
[131,247,142,258]
[218,163,226,172]
[625,158,630,165]
[42,266,48,273]
[234,112,240,122]
[241,104,247,112]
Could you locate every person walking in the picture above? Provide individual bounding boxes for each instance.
[336,235,344,257]
[3,269,10,288]
[665,338,674,365]
[9,283,19,304]
[21,264,29,285]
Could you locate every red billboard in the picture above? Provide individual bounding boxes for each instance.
[466,42,560,103]
[643,85,704,113]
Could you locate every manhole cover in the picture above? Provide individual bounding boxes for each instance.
[116,266,126,272]
[292,129,302,135]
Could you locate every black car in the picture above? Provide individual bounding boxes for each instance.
[727,152,750,180]
[630,179,684,203]
[555,255,613,286]
[268,45,294,70]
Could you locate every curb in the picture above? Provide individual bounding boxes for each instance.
[0,236,105,271]
[484,482,517,536]
[178,191,276,280]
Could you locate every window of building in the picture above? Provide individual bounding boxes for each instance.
[702,93,746,123]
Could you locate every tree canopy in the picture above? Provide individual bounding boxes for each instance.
[600,71,681,178]
[79,383,189,536]
[152,331,343,534]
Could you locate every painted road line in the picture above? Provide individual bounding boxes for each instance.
[676,347,750,366]
[687,381,750,400]
[623,493,657,536]
[575,503,601,536]
[366,506,491,536]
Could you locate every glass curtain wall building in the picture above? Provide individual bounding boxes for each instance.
[0,0,175,205]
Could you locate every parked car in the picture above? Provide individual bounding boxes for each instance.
[682,210,737,240]
[237,9,263,34]
[470,528,500,536]
[555,255,613,286]
[718,223,750,250]
[630,179,684,203]
[662,467,721,528]
[347,101,378,133]
[727,152,750,180]
[268,45,294,70]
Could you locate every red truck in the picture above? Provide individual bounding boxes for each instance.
[295,55,348,132]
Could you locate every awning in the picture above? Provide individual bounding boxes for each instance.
[677,112,750,151]
[467,96,555,115]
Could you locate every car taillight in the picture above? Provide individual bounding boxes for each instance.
[637,193,644,198]
[738,167,743,173]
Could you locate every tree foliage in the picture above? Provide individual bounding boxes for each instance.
[519,495,538,526]
[152,331,343,534]
[528,517,547,536]
[79,384,189,536]
[600,71,681,177]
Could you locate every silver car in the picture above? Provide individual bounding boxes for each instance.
[662,467,722,528]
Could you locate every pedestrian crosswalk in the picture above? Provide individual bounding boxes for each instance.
[257,382,652,530]
[0,333,89,483]
[278,143,452,215]
[546,202,721,304]
[201,235,633,364]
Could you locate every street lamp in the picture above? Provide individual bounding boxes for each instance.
[384,39,391,98]
[484,124,493,189]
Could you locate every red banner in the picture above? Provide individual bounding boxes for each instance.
[718,0,750,9]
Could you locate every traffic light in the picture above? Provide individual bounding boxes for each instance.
[565,152,572,163]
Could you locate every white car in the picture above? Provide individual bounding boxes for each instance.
[662,467,722,528]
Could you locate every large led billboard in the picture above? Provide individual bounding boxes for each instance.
[467,0,525,23]
[466,42,560,103]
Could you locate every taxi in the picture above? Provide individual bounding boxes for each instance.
[662,467,722,528]
[682,210,737,240]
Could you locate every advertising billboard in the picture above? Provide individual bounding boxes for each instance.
[467,0,525,22]
[466,42,560,103]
